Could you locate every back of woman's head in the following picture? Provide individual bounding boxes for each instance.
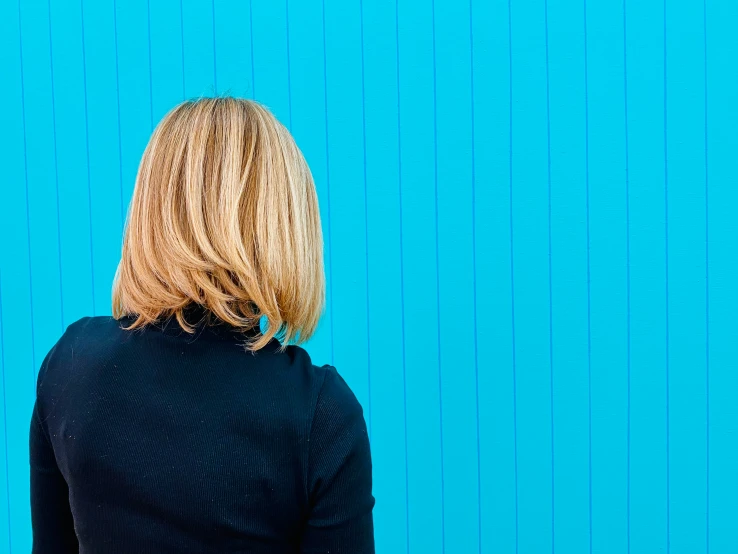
[113,97,324,350]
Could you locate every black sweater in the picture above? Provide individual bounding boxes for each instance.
[29,312,374,553]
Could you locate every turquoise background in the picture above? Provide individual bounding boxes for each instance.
[1,0,737,552]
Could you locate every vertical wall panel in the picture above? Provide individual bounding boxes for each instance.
[510,0,554,551]
[705,0,738,551]
[0,273,10,552]
[149,0,185,123]
[397,0,444,551]
[16,0,62,364]
[83,0,125,317]
[2,1,737,551]
[665,0,708,552]
[286,0,332,366]
[626,1,669,552]
[472,0,517,551]
[115,0,152,211]
[182,0,215,98]
[434,1,480,552]
[250,1,290,125]
[213,1,253,102]
[547,1,589,552]
[0,3,35,550]
[587,0,629,551]
[360,0,409,550]
[49,0,96,327]
[323,0,370,418]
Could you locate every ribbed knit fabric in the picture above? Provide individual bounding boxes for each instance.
[30,312,374,553]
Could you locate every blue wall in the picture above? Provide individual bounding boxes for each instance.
[1,0,736,552]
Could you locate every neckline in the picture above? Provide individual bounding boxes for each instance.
[143,305,266,344]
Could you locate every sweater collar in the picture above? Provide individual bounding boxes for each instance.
[158,304,263,343]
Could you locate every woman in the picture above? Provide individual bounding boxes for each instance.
[29,97,375,553]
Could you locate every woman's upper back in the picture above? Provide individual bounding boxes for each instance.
[31,314,374,553]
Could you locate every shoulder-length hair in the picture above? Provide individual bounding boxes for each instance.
[113,97,324,350]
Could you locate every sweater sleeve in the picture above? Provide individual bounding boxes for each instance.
[29,347,79,553]
[300,366,375,553]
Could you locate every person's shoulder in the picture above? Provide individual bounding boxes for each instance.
[273,346,362,418]
[57,315,131,355]
[44,314,121,352]
[306,363,369,474]
[318,365,360,405]
[312,364,364,424]
[63,314,125,338]
[37,316,127,388]
[273,344,330,397]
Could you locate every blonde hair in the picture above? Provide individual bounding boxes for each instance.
[113,97,324,350]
